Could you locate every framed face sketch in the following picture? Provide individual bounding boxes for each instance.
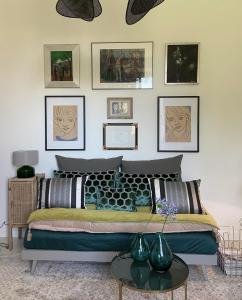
[92,42,153,89]
[45,96,85,150]
[157,96,199,152]
[165,43,199,84]
[103,123,138,150]
[44,44,80,88]
[107,97,133,119]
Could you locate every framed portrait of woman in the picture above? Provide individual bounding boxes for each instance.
[45,95,85,150]
[157,96,199,152]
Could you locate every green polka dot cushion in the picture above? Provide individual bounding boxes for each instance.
[115,172,179,206]
[53,170,117,204]
[96,187,137,212]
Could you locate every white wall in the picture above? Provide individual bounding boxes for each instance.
[0,0,242,237]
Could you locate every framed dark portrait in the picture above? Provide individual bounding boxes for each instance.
[92,42,153,89]
[165,43,199,84]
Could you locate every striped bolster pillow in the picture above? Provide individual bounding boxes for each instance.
[38,177,88,209]
[150,179,204,214]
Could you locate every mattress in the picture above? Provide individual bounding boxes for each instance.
[24,230,218,255]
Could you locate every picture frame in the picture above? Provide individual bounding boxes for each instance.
[44,44,80,88]
[157,96,199,152]
[92,42,153,89]
[165,43,199,84]
[107,97,133,119]
[103,123,138,150]
[45,95,85,151]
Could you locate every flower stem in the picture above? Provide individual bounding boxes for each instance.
[162,215,168,232]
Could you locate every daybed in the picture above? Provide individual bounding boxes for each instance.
[22,207,218,276]
[21,155,219,278]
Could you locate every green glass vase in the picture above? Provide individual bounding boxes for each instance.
[149,232,173,272]
[130,233,149,262]
[130,261,150,289]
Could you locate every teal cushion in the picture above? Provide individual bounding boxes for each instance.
[96,187,137,212]
[116,172,179,206]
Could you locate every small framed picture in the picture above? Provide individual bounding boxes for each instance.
[45,96,85,151]
[44,44,80,88]
[103,123,138,150]
[165,43,199,84]
[92,42,153,89]
[157,96,199,152]
[107,97,133,119]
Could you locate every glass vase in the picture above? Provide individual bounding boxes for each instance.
[130,233,149,262]
[149,232,173,272]
[130,261,150,289]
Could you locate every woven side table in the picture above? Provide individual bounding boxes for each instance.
[8,175,43,250]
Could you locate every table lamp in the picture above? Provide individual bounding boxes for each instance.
[12,150,39,178]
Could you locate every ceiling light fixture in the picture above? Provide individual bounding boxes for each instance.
[56,0,165,24]
[56,0,102,21]
[126,0,165,25]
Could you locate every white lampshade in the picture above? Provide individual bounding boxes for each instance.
[12,150,39,167]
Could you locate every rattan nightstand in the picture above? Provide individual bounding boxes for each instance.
[8,175,43,250]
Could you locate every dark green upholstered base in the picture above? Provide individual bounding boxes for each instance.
[24,230,217,255]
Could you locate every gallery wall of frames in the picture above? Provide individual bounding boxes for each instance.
[44,42,200,153]
[1,0,242,238]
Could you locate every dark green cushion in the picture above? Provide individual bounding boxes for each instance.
[116,172,179,206]
[53,170,117,204]
[96,187,137,212]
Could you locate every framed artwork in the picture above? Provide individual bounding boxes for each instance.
[165,43,199,84]
[157,96,199,152]
[92,42,153,89]
[45,96,85,151]
[103,123,138,150]
[44,44,80,88]
[107,97,133,119]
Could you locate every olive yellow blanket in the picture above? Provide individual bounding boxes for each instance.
[28,208,218,231]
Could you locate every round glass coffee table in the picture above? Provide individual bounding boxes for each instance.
[111,253,189,300]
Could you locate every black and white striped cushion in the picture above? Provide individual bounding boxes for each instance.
[38,177,88,209]
[150,179,204,214]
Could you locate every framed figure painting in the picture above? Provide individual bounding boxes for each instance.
[45,95,85,150]
[107,97,133,119]
[165,43,199,84]
[44,44,80,88]
[92,42,153,89]
[157,96,199,152]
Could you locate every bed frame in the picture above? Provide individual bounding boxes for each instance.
[21,249,217,279]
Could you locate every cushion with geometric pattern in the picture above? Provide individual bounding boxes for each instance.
[115,172,179,206]
[53,170,117,204]
[96,187,137,212]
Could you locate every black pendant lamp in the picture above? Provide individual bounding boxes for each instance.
[56,0,102,21]
[126,0,165,25]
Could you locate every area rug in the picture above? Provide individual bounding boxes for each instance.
[0,253,241,300]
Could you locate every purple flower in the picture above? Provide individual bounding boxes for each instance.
[155,198,177,232]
